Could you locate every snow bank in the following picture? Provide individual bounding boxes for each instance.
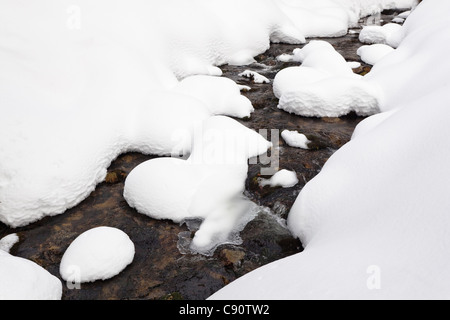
[210,0,450,300]
[60,227,135,283]
[259,169,299,188]
[357,44,395,65]
[0,240,62,300]
[274,41,380,117]
[124,116,272,255]
[364,0,450,110]
[281,130,311,150]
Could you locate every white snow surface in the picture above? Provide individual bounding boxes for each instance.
[281,130,311,150]
[0,250,62,300]
[357,44,396,65]
[274,41,380,117]
[259,169,299,188]
[210,0,450,300]
[60,227,135,283]
[364,0,450,110]
[359,23,404,47]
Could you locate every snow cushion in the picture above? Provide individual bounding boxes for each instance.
[60,227,135,283]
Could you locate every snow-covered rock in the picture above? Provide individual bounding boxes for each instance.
[274,41,380,117]
[289,41,356,76]
[279,76,380,117]
[359,23,403,47]
[239,70,271,84]
[60,227,135,283]
[259,170,299,188]
[273,67,329,100]
[357,44,396,65]
[281,130,311,150]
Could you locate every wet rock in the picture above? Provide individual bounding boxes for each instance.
[305,134,331,150]
[354,65,373,76]
[219,249,246,268]
[105,169,127,184]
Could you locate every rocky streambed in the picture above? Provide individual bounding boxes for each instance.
[0,12,401,300]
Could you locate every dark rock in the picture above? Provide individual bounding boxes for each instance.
[105,169,127,184]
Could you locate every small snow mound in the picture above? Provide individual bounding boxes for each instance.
[259,169,299,188]
[279,76,380,117]
[293,41,355,76]
[348,61,361,69]
[359,23,403,48]
[281,130,311,150]
[273,66,329,99]
[274,40,380,118]
[357,44,395,65]
[60,227,135,283]
[239,70,271,84]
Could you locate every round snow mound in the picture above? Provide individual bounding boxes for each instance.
[60,227,135,283]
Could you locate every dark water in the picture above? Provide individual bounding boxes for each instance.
[0,12,401,300]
